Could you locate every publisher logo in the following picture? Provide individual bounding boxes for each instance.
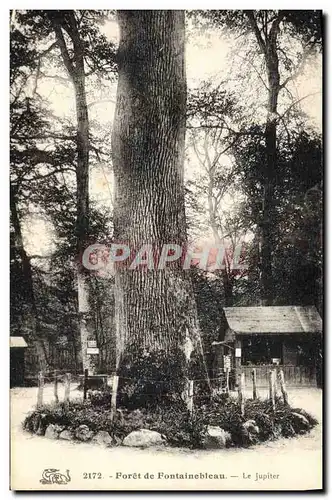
[40,469,71,485]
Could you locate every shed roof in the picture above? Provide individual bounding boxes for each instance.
[10,337,28,348]
[223,306,322,335]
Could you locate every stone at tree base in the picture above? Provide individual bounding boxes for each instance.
[59,429,74,441]
[91,431,114,447]
[45,424,64,439]
[241,420,260,444]
[291,412,310,429]
[202,426,232,449]
[242,419,260,435]
[75,424,94,442]
[295,408,313,421]
[122,429,166,448]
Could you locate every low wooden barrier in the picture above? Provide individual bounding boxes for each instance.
[35,368,291,419]
[241,365,317,387]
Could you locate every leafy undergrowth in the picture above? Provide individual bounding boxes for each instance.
[199,394,318,446]
[23,390,318,449]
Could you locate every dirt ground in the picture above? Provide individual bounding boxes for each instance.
[10,384,323,491]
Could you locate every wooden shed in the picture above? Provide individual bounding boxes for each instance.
[213,306,322,387]
[10,336,28,387]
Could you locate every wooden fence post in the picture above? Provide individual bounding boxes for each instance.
[64,373,71,403]
[186,380,194,416]
[37,371,44,408]
[225,368,230,396]
[278,369,289,405]
[110,375,119,421]
[217,370,223,392]
[269,370,275,412]
[238,372,245,417]
[54,370,59,403]
[252,368,257,400]
[83,368,88,400]
[273,368,278,399]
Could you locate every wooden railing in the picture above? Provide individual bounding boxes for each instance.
[241,365,317,387]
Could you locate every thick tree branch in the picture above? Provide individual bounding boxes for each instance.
[246,11,267,55]
[87,98,116,109]
[50,19,75,77]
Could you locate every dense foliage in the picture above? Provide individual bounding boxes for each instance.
[24,391,318,449]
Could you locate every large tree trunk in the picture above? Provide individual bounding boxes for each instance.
[50,12,96,373]
[112,11,208,389]
[10,183,48,371]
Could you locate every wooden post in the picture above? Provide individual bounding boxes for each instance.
[238,372,245,417]
[278,369,289,405]
[64,373,71,403]
[186,379,194,416]
[234,339,242,388]
[110,375,119,421]
[252,368,257,400]
[54,370,59,403]
[83,368,88,400]
[269,370,275,412]
[218,370,223,392]
[37,371,44,408]
[225,368,230,396]
[273,368,278,399]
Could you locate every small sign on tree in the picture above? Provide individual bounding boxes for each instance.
[87,347,99,355]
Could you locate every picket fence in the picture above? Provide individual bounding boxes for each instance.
[36,368,289,420]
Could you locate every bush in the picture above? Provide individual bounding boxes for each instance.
[197,395,318,446]
[117,346,188,410]
[23,392,318,449]
[88,388,112,407]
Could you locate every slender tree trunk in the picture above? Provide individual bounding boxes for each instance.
[112,11,208,387]
[222,267,234,306]
[50,12,96,373]
[247,12,281,305]
[73,72,96,375]
[207,176,234,306]
[10,184,48,371]
[261,37,280,305]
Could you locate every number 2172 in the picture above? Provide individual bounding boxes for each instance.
[83,472,102,479]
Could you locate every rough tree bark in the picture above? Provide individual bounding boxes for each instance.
[112,11,208,386]
[10,183,48,371]
[49,11,96,373]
